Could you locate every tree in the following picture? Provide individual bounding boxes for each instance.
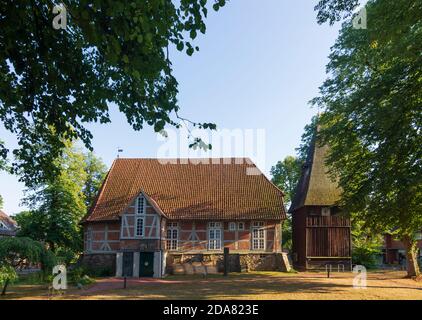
[16,141,88,253]
[0,195,3,210]
[351,220,383,268]
[271,156,301,206]
[296,116,319,162]
[0,237,56,295]
[314,0,362,25]
[83,152,107,208]
[312,0,422,277]
[271,157,301,250]
[16,142,108,260]
[0,1,223,186]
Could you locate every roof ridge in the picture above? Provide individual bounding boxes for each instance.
[114,157,253,160]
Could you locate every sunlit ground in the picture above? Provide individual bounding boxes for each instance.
[3,271,422,300]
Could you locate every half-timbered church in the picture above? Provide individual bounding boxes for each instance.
[81,158,287,277]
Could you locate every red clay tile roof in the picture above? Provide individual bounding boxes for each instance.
[0,210,17,236]
[83,158,286,222]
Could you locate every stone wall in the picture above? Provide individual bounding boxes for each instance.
[166,253,290,275]
[81,253,116,275]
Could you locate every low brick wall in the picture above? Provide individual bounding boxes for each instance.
[166,253,288,275]
[81,253,116,275]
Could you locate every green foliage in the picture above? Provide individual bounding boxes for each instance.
[0,265,18,289]
[0,237,44,267]
[270,156,301,252]
[55,247,79,265]
[16,147,106,249]
[0,194,3,210]
[351,220,383,268]
[312,0,422,276]
[314,0,361,25]
[16,142,107,260]
[0,237,55,294]
[282,217,292,251]
[296,116,318,162]
[83,152,107,208]
[17,142,87,252]
[0,0,224,186]
[271,156,302,206]
[86,266,114,278]
[69,266,95,286]
[16,271,49,285]
[0,140,6,171]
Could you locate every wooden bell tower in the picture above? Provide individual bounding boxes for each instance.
[289,136,352,270]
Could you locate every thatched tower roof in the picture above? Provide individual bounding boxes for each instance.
[288,137,341,212]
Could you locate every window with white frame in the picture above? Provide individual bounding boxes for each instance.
[166,222,178,251]
[0,222,8,230]
[252,221,265,250]
[229,222,236,231]
[135,217,144,237]
[208,222,222,250]
[238,222,245,231]
[136,195,145,215]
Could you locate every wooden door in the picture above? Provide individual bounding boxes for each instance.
[139,252,154,277]
[122,252,134,277]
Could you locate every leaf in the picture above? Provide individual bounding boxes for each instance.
[186,47,194,56]
[176,42,184,51]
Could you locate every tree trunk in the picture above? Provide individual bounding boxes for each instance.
[403,236,420,278]
[1,279,10,296]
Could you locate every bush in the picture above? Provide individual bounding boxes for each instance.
[79,275,95,286]
[351,220,383,269]
[69,266,95,286]
[0,265,18,294]
[0,237,56,294]
[16,271,49,285]
[352,246,381,269]
[69,266,87,283]
[92,267,114,277]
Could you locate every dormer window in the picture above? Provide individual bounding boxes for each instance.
[0,221,8,230]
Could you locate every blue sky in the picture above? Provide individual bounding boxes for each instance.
[0,0,342,215]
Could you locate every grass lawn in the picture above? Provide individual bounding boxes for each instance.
[3,270,422,300]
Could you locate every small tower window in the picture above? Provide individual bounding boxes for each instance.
[321,207,331,217]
